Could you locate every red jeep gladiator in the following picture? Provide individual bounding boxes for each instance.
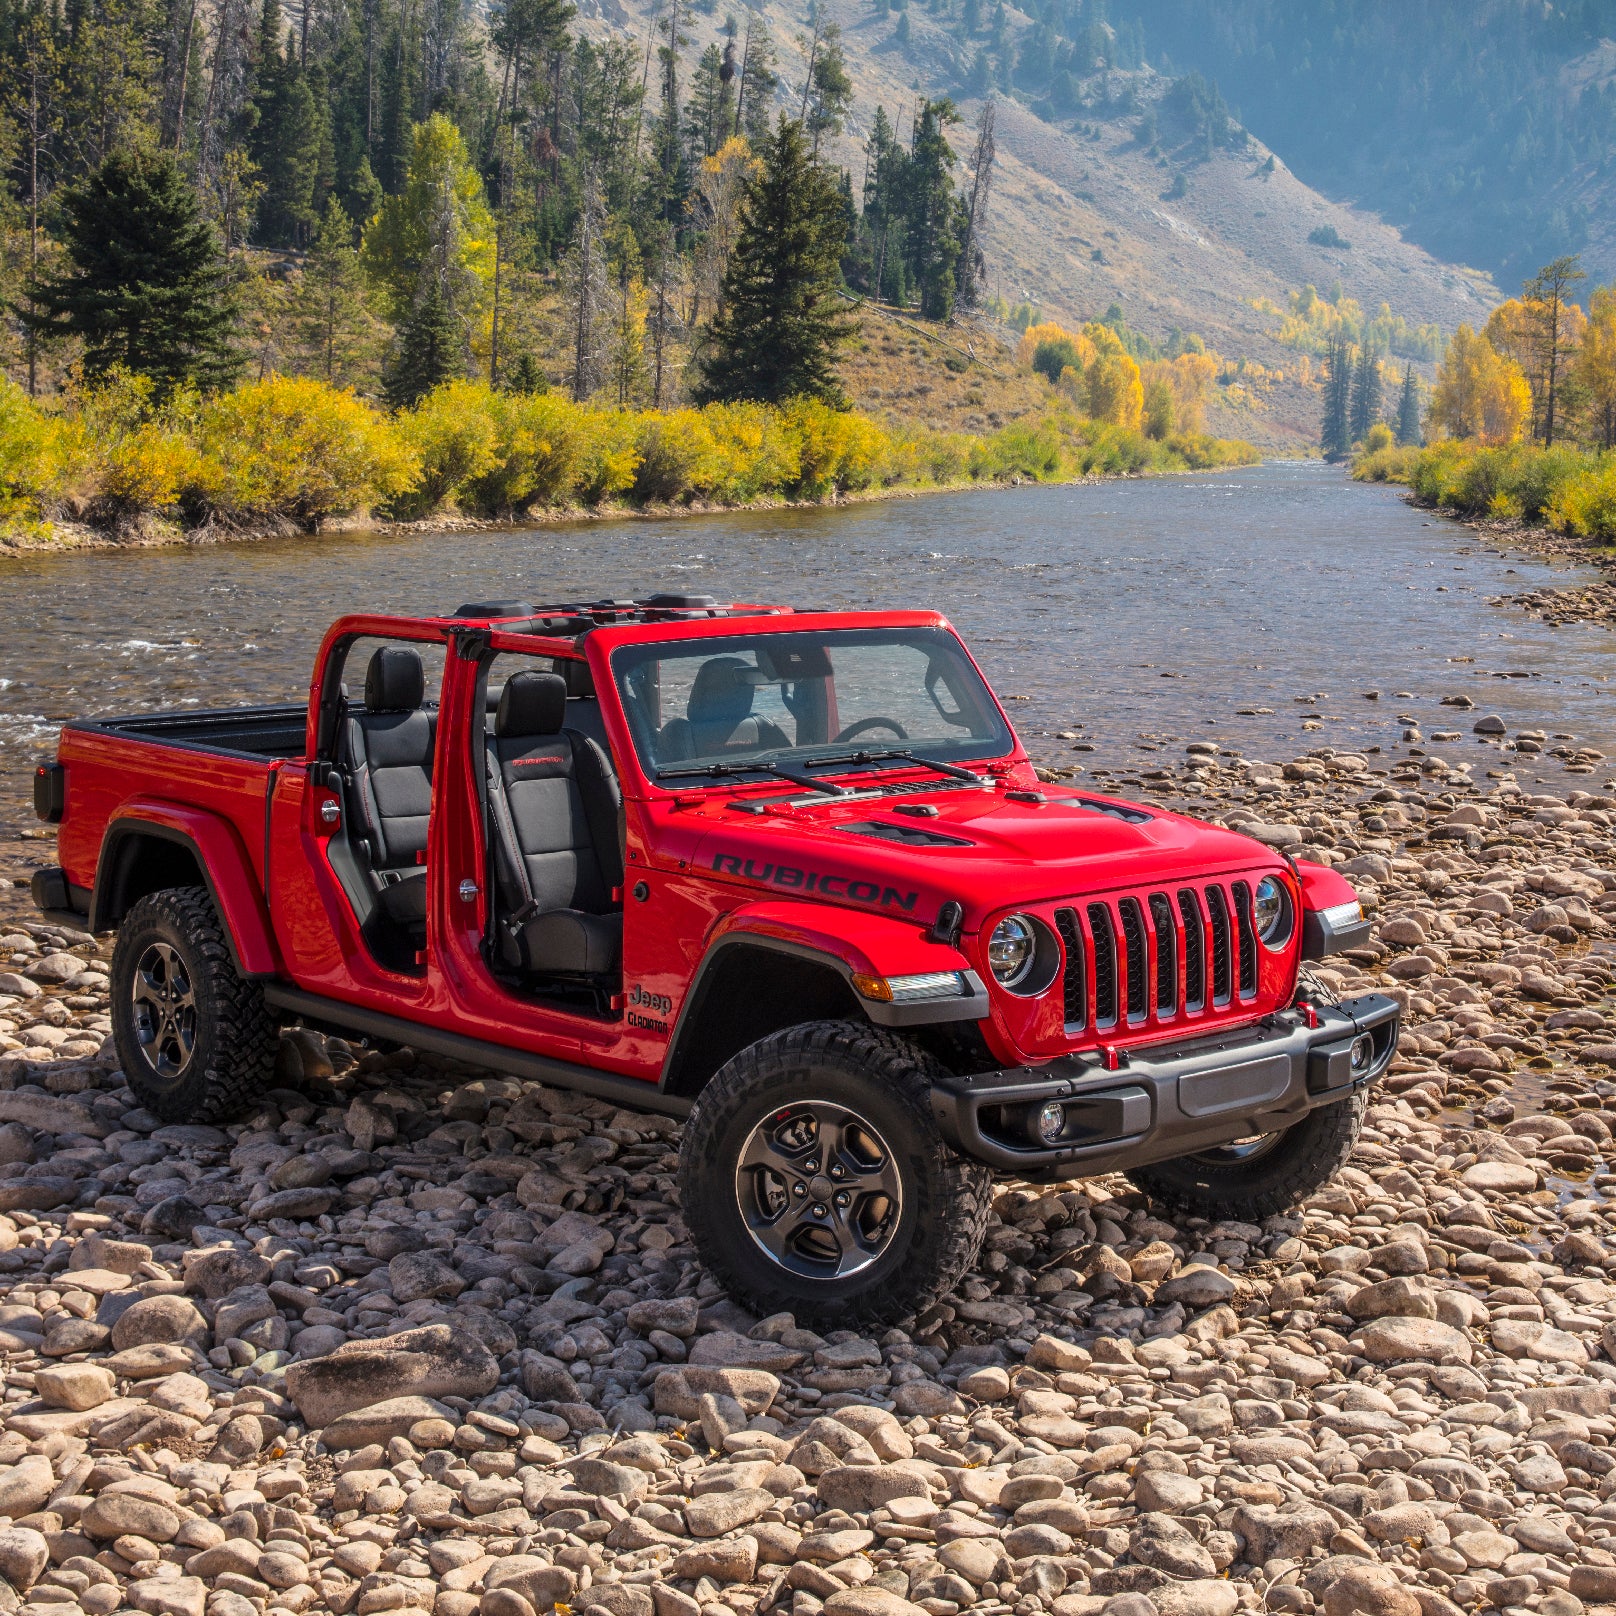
[30,595,1397,1324]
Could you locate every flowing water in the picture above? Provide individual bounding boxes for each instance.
[4,460,1616,824]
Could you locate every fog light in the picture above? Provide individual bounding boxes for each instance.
[1350,1034,1375,1075]
[1034,1101,1066,1144]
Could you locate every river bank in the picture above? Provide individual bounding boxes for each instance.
[0,376,1260,562]
[0,471,1112,563]
[4,734,1616,1616]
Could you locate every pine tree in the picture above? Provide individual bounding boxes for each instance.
[1320,332,1352,458]
[26,148,240,395]
[384,276,459,405]
[906,99,965,320]
[1396,362,1422,446]
[696,116,855,406]
[247,0,325,246]
[504,349,547,392]
[1349,342,1382,443]
[803,22,851,155]
[292,196,373,383]
[734,12,778,141]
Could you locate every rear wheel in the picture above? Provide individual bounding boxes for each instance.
[1126,1089,1367,1222]
[680,1020,993,1327]
[110,887,279,1123]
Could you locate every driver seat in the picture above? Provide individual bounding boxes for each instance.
[658,656,792,760]
[485,671,623,977]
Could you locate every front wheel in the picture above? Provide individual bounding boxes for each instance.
[110,887,280,1123]
[679,1021,993,1328]
[1126,1088,1367,1222]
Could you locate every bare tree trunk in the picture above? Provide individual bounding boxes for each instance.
[489,47,515,388]
[734,10,752,134]
[954,97,995,313]
[651,245,671,408]
[628,6,658,175]
[26,50,40,397]
[799,15,818,122]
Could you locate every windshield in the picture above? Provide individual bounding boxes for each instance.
[611,627,1015,780]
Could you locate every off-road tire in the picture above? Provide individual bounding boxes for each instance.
[1126,1088,1367,1223]
[110,886,279,1123]
[680,1020,993,1328]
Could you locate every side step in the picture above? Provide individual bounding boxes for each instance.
[261,984,693,1119]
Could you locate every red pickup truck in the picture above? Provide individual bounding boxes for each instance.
[31,595,1396,1323]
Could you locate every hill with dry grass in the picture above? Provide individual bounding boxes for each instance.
[579,0,1503,448]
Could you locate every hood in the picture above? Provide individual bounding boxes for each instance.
[683,784,1284,928]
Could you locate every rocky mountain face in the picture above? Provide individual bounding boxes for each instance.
[579,0,1501,445]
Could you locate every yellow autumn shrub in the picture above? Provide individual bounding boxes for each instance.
[698,403,800,501]
[574,407,641,505]
[395,381,504,512]
[74,372,205,514]
[200,375,417,524]
[0,379,67,519]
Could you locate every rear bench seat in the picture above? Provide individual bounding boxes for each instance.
[340,647,435,929]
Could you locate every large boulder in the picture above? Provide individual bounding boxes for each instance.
[284,1323,499,1428]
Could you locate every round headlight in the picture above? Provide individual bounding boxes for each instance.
[988,915,1037,987]
[1253,875,1292,949]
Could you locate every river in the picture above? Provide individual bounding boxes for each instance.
[4,461,1616,837]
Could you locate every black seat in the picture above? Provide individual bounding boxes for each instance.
[657,656,791,760]
[486,671,623,976]
[342,647,435,927]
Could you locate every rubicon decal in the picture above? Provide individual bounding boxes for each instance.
[711,853,919,911]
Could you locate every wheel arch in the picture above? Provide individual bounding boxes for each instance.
[660,901,990,1101]
[92,812,279,977]
[660,936,866,1101]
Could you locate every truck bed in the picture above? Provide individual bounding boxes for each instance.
[70,704,309,760]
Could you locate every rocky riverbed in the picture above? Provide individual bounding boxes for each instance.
[2,740,1616,1616]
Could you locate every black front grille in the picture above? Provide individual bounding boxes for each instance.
[1088,903,1119,1027]
[1118,898,1148,1022]
[1233,881,1258,996]
[1207,884,1233,1006]
[1050,880,1256,1036]
[1149,893,1178,1014]
[1055,908,1085,1029]
[1179,889,1205,1012]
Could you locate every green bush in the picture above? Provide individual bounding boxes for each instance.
[1396,440,1604,525]
[1547,458,1616,541]
[1030,336,1084,386]
[1352,444,1421,483]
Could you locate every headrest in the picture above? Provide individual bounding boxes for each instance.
[497,671,568,738]
[561,659,596,698]
[365,646,424,712]
[688,657,756,728]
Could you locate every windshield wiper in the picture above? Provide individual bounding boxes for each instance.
[799,747,986,784]
[656,759,850,796]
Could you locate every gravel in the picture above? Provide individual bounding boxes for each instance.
[3,744,1616,1616]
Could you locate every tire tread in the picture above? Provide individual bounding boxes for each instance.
[111,887,279,1123]
[1126,1089,1367,1223]
[680,1019,993,1328]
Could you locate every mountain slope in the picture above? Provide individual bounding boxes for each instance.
[1103,0,1616,292]
[580,0,1500,446]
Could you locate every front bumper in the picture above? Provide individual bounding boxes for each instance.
[929,993,1400,1177]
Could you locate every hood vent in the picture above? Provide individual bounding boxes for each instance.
[839,821,974,849]
[1074,798,1154,824]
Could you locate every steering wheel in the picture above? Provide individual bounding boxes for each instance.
[834,716,909,743]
